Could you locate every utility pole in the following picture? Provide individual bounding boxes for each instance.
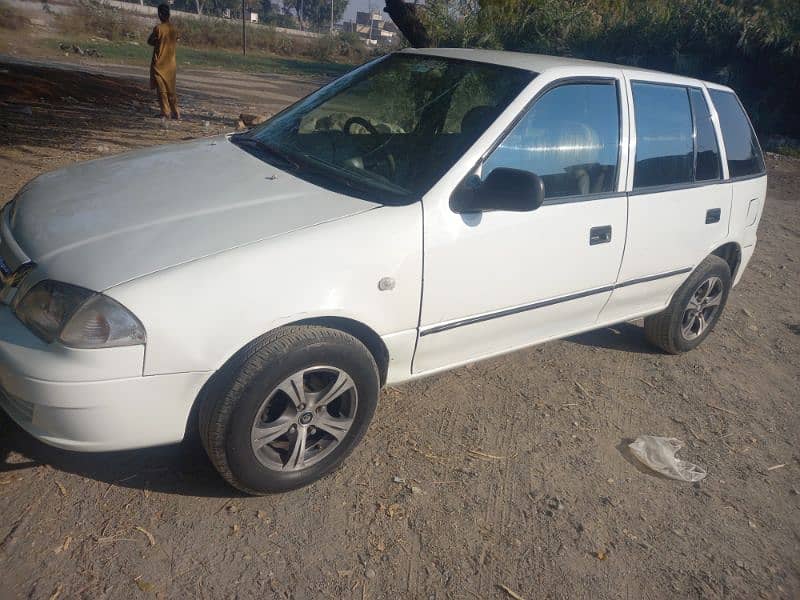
[242,0,247,55]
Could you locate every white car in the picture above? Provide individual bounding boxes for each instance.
[0,49,766,494]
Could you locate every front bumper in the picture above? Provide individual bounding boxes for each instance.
[0,305,210,452]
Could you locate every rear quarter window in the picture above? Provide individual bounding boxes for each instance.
[709,90,765,178]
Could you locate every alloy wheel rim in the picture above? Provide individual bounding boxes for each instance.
[250,366,358,472]
[680,276,724,341]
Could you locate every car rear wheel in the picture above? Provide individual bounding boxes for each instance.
[644,255,732,354]
[199,326,380,494]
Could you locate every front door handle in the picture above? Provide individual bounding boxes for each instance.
[706,208,721,224]
[589,225,612,246]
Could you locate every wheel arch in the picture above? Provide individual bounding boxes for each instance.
[288,316,390,386]
[710,242,742,281]
[185,317,390,441]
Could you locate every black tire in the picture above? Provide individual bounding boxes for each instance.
[644,255,732,354]
[199,325,380,495]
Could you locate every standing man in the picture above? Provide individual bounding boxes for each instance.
[148,3,180,124]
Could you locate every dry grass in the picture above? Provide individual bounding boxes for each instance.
[57,0,140,41]
[56,1,369,63]
[0,1,30,30]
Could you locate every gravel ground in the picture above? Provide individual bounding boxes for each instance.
[0,57,798,600]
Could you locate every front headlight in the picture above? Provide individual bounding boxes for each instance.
[13,280,146,348]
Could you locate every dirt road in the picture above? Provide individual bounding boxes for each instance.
[1,58,798,600]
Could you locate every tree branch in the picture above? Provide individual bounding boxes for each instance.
[384,0,431,48]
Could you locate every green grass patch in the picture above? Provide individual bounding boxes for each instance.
[46,38,352,78]
[774,145,800,159]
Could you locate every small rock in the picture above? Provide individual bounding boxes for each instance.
[392,476,405,484]
[236,119,247,131]
[365,568,376,579]
[410,486,423,495]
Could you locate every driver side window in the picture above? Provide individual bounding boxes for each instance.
[483,81,621,200]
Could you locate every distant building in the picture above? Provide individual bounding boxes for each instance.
[342,10,397,46]
[221,8,258,23]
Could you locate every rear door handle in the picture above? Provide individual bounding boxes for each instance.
[706,208,721,224]
[589,225,612,245]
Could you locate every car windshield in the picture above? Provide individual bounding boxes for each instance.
[234,54,535,204]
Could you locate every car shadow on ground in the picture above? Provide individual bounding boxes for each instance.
[566,322,662,355]
[0,411,239,498]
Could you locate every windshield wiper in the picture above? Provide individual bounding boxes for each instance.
[232,136,301,171]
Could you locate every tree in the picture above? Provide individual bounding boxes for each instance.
[380,0,800,136]
[283,0,348,31]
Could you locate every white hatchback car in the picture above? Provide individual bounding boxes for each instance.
[0,49,766,493]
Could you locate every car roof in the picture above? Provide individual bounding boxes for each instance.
[400,47,733,93]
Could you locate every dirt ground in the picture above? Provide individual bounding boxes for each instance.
[0,56,798,600]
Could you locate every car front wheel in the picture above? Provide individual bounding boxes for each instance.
[199,326,380,494]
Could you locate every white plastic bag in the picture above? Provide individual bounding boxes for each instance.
[628,436,707,482]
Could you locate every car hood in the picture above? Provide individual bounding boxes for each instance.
[10,136,378,291]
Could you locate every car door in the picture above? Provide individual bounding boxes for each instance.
[599,75,732,323]
[413,75,629,374]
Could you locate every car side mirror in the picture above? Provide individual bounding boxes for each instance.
[450,168,545,213]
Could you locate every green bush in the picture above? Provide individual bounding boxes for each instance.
[309,33,368,62]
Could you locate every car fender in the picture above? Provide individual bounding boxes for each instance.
[106,203,423,376]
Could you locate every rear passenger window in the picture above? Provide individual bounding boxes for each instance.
[632,82,694,188]
[689,89,721,181]
[709,90,765,178]
[483,82,620,199]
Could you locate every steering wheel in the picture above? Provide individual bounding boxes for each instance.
[342,116,396,179]
[344,116,380,136]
